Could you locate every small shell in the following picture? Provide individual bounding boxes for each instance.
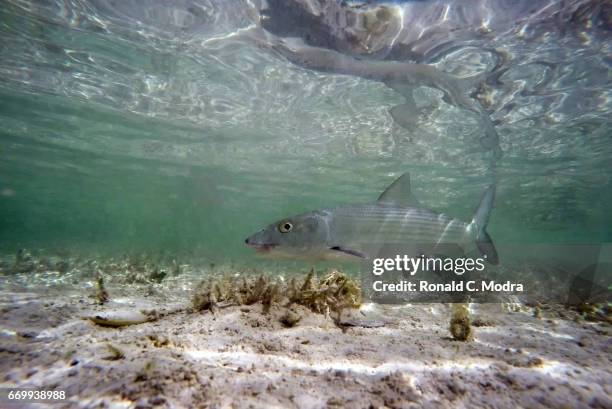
[88,309,152,327]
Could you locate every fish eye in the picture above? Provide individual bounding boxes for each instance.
[278,221,293,233]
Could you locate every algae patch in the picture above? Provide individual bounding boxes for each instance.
[449,303,473,341]
[94,272,109,305]
[191,270,361,323]
[102,343,125,361]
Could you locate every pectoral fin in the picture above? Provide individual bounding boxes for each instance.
[330,246,367,259]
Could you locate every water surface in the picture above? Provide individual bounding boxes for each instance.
[0,0,610,265]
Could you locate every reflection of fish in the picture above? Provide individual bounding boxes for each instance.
[245,173,498,264]
[271,39,501,158]
[260,0,610,61]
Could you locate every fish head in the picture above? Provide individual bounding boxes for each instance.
[245,210,331,258]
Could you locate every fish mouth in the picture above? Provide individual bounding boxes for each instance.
[245,241,277,253]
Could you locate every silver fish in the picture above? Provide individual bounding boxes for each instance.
[245,173,498,264]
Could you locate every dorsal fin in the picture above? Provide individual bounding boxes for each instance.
[377,172,420,207]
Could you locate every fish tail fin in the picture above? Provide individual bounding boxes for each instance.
[452,71,503,159]
[469,185,499,265]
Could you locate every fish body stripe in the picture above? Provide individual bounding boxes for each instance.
[325,204,469,246]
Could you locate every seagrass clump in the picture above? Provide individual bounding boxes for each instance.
[449,303,473,341]
[191,269,361,318]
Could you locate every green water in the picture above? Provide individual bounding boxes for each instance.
[0,0,611,267]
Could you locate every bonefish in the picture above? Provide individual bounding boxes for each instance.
[245,173,498,264]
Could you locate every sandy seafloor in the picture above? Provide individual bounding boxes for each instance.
[0,269,611,409]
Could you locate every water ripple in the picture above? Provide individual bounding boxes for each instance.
[0,0,610,245]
